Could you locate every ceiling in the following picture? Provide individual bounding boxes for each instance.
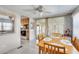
[0,5,78,19]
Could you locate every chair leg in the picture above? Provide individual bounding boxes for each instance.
[39,46,41,54]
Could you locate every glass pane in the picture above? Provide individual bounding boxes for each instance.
[3,23,12,31]
[36,19,45,34]
[37,26,41,35]
[3,23,12,27]
[0,22,2,31]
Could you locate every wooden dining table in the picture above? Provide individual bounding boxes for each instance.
[37,37,76,54]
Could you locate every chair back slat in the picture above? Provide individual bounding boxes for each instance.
[39,42,66,54]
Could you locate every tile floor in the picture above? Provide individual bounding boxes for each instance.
[6,38,38,54]
[5,37,79,54]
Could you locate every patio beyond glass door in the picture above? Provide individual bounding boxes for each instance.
[36,25,41,36]
[36,19,45,38]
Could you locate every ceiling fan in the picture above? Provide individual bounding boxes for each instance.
[23,5,52,16]
[33,5,45,12]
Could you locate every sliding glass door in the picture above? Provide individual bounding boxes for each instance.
[36,19,45,37]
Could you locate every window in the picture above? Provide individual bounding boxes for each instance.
[36,25,41,35]
[0,22,2,31]
[0,16,14,34]
[3,23,12,31]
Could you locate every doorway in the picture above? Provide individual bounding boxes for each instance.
[20,16,29,45]
[36,19,46,38]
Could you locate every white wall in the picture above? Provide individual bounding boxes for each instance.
[72,7,79,39]
[64,15,73,35]
[0,8,21,53]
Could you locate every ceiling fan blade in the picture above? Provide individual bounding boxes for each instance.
[42,11,53,14]
[23,9,36,11]
[32,5,41,9]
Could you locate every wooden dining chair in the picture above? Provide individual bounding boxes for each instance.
[72,37,79,51]
[52,32,62,37]
[72,37,77,45]
[39,42,66,54]
[38,34,45,42]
